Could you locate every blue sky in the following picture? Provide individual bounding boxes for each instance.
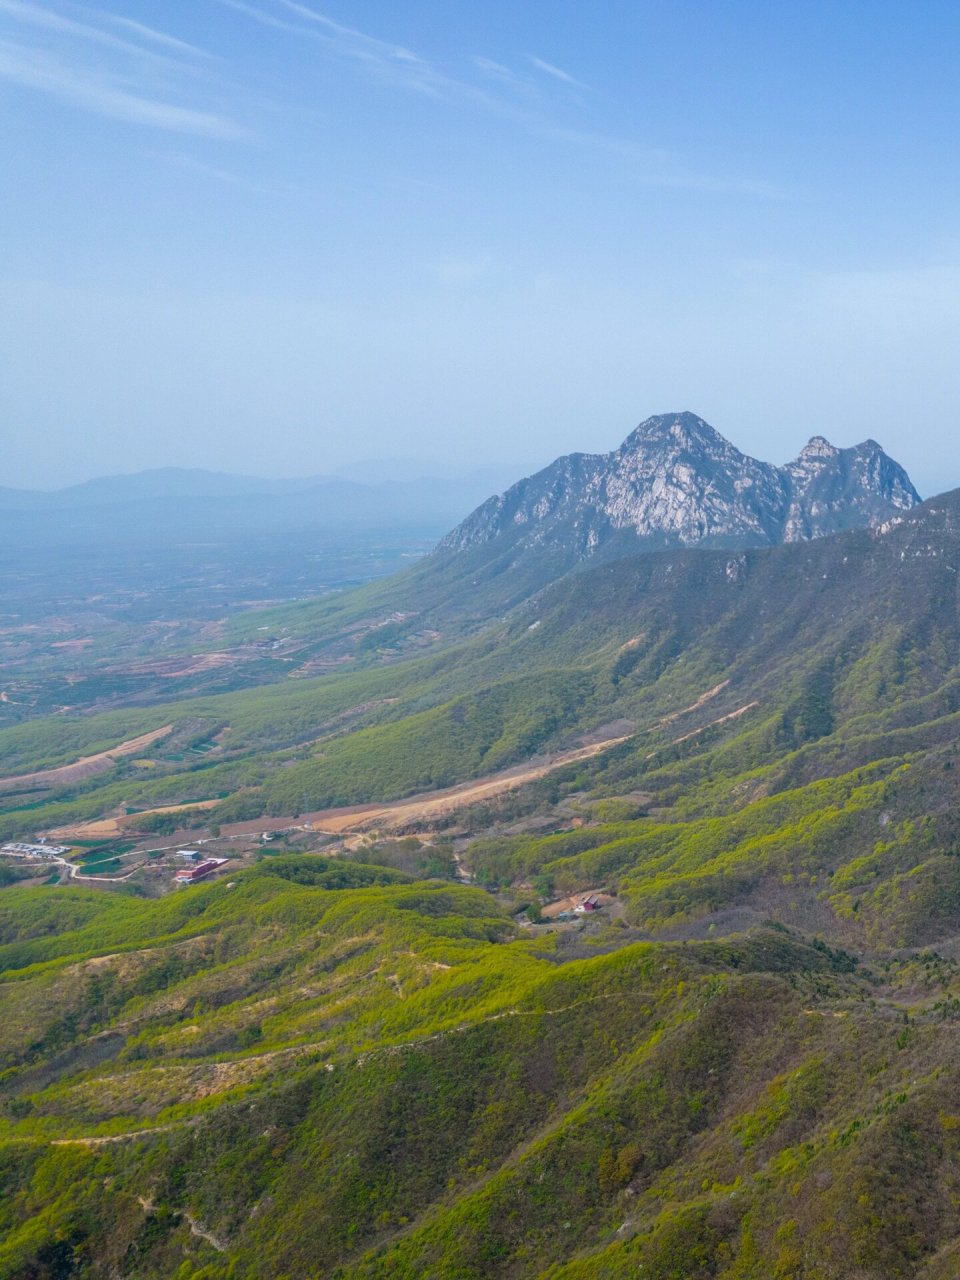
[2,1,960,493]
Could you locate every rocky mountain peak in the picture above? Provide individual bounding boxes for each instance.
[439,412,921,565]
[795,435,840,462]
[624,411,727,450]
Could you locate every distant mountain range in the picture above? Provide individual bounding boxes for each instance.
[0,462,519,508]
[0,464,521,544]
[441,411,920,565]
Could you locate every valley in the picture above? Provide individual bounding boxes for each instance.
[0,499,447,727]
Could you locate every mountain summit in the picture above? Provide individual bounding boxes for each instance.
[440,412,920,562]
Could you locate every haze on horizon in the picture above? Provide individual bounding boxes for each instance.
[2,1,960,499]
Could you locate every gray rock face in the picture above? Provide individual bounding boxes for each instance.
[440,413,920,560]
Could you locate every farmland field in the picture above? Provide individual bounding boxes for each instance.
[0,524,440,724]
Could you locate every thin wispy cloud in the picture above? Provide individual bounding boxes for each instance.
[218,0,477,100]
[221,0,556,111]
[93,11,211,60]
[216,0,778,195]
[219,0,572,114]
[217,0,418,68]
[215,0,303,36]
[0,1,249,138]
[529,55,588,90]
[472,55,527,89]
[273,0,421,65]
[0,0,188,67]
[219,0,493,110]
[0,38,248,137]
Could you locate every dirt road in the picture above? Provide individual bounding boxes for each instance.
[0,725,173,794]
[43,731,632,845]
[47,797,219,842]
[223,732,633,839]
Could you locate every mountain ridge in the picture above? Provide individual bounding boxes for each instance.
[0,463,520,505]
[441,411,920,563]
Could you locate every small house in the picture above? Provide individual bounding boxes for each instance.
[574,893,601,914]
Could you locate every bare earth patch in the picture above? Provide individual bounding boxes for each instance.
[47,796,219,841]
[0,725,174,794]
[41,730,631,845]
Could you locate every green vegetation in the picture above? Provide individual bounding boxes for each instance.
[1,859,959,1278]
[3,491,960,848]
[218,669,594,819]
[4,497,960,1273]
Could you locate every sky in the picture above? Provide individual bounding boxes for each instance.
[2,1,960,495]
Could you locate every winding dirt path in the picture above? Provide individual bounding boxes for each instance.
[183,1213,228,1253]
[51,1123,181,1147]
[646,700,760,758]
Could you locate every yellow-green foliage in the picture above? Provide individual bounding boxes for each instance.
[5,497,960,1275]
[3,858,960,1278]
[236,670,594,817]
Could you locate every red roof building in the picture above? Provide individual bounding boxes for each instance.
[574,894,601,913]
[174,857,226,884]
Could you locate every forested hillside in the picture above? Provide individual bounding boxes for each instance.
[4,493,960,1276]
[4,856,960,1278]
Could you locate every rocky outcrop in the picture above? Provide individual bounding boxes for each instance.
[440,412,919,560]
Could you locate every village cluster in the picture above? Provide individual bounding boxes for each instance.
[0,840,231,887]
[1,841,71,860]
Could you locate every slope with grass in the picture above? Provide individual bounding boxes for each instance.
[1,489,958,849]
[3,857,960,1278]
[4,496,960,1275]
